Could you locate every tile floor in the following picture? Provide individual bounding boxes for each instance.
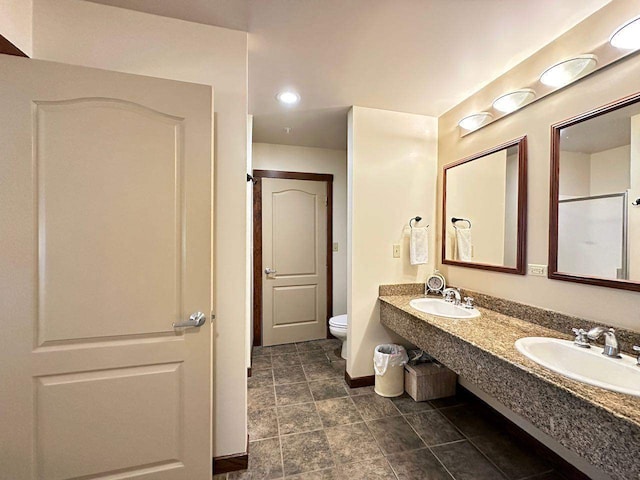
[214,339,568,480]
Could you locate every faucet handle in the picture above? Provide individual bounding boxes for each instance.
[442,290,454,302]
[572,328,590,348]
[463,297,474,309]
[633,346,640,366]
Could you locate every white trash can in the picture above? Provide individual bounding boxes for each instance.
[373,344,409,397]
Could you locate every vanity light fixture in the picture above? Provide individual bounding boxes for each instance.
[458,112,493,131]
[610,16,640,50]
[276,91,300,105]
[539,55,597,88]
[492,89,536,113]
[456,7,640,138]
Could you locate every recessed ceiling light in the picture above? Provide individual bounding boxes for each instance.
[458,112,493,131]
[610,16,640,50]
[276,91,300,105]
[493,89,536,113]
[540,55,597,88]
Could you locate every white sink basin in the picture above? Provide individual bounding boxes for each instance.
[409,298,480,319]
[516,337,640,397]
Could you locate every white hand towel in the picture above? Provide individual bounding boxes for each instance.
[455,228,472,261]
[410,227,429,265]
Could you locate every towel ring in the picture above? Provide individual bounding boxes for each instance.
[410,216,429,229]
[451,217,471,229]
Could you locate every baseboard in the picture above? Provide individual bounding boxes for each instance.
[212,437,249,475]
[344,371,375,388]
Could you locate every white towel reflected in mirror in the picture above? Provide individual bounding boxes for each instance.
[455,227,472,261]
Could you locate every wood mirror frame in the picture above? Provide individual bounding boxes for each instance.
[442,136,528,274]
[549,92,640,292]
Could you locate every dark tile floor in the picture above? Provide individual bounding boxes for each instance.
[214,339,568,480]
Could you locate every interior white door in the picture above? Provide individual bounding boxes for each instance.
[0,56,213,479]
[262,177,327,346]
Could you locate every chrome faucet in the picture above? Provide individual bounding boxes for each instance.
[572,328,591,348]
[442,288,462,306]
[587,327,621,358]
[633,346,640,366]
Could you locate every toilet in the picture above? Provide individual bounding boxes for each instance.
[328,314,348,359]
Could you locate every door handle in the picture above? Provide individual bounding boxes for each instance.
[265,267,277,276]
[173,312,206,329]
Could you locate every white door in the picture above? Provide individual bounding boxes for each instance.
[262,178,327,346]
[0,56,213,479]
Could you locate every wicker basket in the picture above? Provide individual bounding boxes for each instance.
[404,363,457,401]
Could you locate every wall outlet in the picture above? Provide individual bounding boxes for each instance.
[528,264,547,276]
[332,242,339,252]
[393,244,401,258]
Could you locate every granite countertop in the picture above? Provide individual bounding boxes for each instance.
[379,294,640,428]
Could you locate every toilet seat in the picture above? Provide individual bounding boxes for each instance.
[329,314,347,329]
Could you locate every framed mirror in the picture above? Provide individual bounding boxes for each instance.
[550,92,640,291]
[442,136,527,274]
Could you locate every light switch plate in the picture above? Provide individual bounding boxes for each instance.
[393,244,401,258]
[528,264,547,276]
[332,242,339,252]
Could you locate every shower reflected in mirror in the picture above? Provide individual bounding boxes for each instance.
[550,92,640,291]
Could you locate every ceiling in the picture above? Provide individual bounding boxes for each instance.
[561,101,640,154]
[87,0,612,149]
[86,0,250,31]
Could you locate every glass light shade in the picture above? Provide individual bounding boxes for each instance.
[458,112,493,131]
[493,89,536,113]
[540,55,597,88]
[276,91,300,104]
[610,16,640,49]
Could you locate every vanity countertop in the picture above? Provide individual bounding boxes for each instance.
[379,293,640,480]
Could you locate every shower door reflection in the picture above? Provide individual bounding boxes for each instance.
[558,193,628,279]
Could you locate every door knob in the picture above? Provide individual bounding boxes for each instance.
[173,312,206,329]
[265,267,277,276]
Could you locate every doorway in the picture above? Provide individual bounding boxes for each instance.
[253,170,333,346]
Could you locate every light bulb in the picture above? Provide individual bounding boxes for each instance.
[493,89,536,113]
[540,55,597,88]
[458,112,493,131]
[276,91,300,104]
[610,16,640,50]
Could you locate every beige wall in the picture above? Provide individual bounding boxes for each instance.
[348,106,438,378]
[559,151,591,198]
[246,116,254,369]
[30,0,249,457]
[445,149,507,265]
[0,0,32,55]
[590,145,630,196]
[560,146,630,198]
[503,152,519,266]
[630,115,640,280]
[253,143,348,316]
[438,34,640,332]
